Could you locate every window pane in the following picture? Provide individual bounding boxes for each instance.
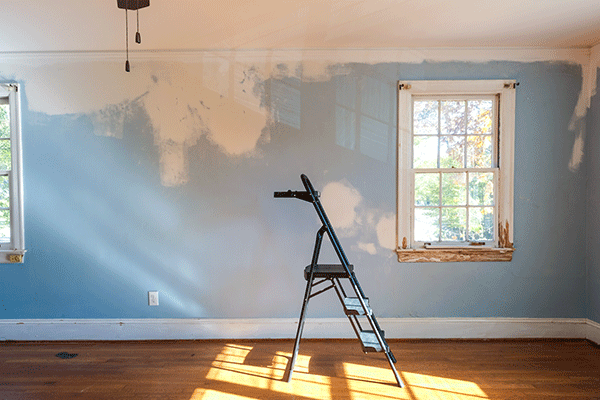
[469,172,494,206]
[413,100,438,135]
[415,173,440,206]
[467,135,492,168]
[467,100,493,135]
[413,136,438,168]
[0,140,11,170]
[441,172,466,205]
[0,175,8,209]
[468,207,494,241]
[0,175,9,242]
[414,207,439,242]
[0,104,9,139]
[441,207,466,241]
[440,135,465,168]
[440,100,465,135]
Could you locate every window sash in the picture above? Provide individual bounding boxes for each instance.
[410,94,499,247]
[0,84,24,255]
[411,169,498,247]
[411,95,499,170]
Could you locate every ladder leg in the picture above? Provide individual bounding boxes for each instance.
[288,227,326,382]
[286,277,313,382]
[384,350,404,388]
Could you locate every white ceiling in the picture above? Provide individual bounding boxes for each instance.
[1,0,600,53]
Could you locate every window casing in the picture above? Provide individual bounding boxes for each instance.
[0,83,25,263]
[397,80,515,262]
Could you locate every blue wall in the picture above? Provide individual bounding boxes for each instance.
[0,55,588,321]
[587,68,600,324]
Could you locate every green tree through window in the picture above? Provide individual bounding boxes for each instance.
[0,103,11,240]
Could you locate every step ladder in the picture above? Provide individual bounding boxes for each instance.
[275,174,404,388]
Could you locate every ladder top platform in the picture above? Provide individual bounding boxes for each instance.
[304,264,354,280]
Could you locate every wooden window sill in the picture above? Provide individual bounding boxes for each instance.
[396,247,514,263]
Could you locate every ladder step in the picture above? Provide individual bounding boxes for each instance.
[359,330,387,353]
[344,297,371,315]
[304,264,354,280]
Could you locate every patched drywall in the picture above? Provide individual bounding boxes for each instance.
[569,43,600,172]
[1,48,592,185]
[586,65,600,324]
[0,50,590,322]
[320,180,363,237]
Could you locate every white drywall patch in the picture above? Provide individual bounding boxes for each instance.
[142,66,210,186]
[569,44,600,172]
[357,242,377,255]
[21,62,147,115]
[90,102,129,139]
[320,180,397,256]
[207,98,267,156]
[320,180,363,237]
[569,128,586,173]
[376,213,396,250]
[2,47,594,183]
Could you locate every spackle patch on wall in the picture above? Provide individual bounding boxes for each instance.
[320,180,397,257]
[569,43,600,172]
[3,49,593,186]
[0,57,352,187]
[320,180,363,237]
[376,213,396,251]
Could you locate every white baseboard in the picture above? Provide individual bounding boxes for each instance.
[0,317,598,342]
[585,319,600,344]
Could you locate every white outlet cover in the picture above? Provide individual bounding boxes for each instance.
[148,291,159,306]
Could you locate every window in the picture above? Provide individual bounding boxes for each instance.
[397,80,515,262]
[0,83,25,263]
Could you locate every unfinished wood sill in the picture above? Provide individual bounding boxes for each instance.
[396,247,514,262]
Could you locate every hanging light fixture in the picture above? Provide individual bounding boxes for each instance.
[117,0,150,72]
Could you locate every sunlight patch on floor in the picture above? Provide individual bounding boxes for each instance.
[190,344,487,400]
[198,344,332,399]
[190,390,256,400]
[342,362,411,399]
[402,371,489,399]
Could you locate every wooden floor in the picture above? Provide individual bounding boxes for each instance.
[0,339,599,399]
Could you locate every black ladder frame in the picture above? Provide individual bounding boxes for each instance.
[275,174,404,388]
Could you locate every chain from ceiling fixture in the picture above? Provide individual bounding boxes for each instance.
[117,0,150,72]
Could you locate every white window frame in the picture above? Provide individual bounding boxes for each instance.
[0,83,25,263]
[397,80,515,262]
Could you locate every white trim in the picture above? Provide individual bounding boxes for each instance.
[0,318,598,343]
[585,319,600,345]
[0,47,590,65]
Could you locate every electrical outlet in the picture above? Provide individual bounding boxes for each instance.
[148,291,159,306]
